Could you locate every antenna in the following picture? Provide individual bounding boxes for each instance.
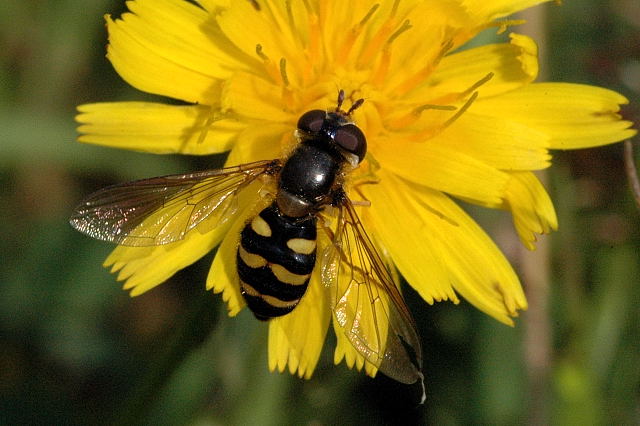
[347,98,365,116]
[336,89,365,116]
[336,90,345,111]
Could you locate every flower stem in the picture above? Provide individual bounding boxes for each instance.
[518,5,552,425]
[623,140,640,209]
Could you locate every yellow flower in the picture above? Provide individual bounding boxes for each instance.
[76,0,636,381]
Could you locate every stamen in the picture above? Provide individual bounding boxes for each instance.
[394,72,493,138]
[393,90,479,141]
[413,104,457,115]
[390,0,400,18]
[462,72,494,97]
[336,4,380,65]
[359,4,380,26]
[428,72,494,106]
[248,0,260,11]
[358,17,409,69]
[285,0,294,28]
[255,44,282,84]
[279,57,290,87]
[371,19,412,84]
[386,104,453,129]
[393,39,454,96]
[285,0,305,50]
[279,57,294,107]
[387,19,412,45]
[255,44,269,61]
[440,91,478,130]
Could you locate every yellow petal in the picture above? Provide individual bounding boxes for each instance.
[215,0,299,63]
[503,172,558,250]
[76,102,245,154]
[268,270,330,379]
[105,216,230,296]
[411,33,539,101]
[222,72,295,123]
[125,0,249,79]
[365,171,527,325]
[195,0,225,12]
[474,83,637,149]
[107,12,220,104]
[436,111,551,170]
[373,2,470,95]
[206,234,244,317]
[374,137,509,205]
[463,0,552,21]
[224,122,291,165]
[363,175,459,305]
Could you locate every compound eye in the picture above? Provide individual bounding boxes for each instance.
[334,124,367,162]
[297,110,326,133]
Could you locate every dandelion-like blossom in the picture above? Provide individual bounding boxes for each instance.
[76,0,636,380]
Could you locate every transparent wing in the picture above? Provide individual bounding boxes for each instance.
[321,196,424,385]
[70,160,279,246]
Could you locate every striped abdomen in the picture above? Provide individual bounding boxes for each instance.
[237,202,317,320]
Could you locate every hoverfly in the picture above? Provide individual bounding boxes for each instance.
[70,91,424,387]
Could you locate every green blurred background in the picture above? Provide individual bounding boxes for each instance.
[1,1,638,425]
